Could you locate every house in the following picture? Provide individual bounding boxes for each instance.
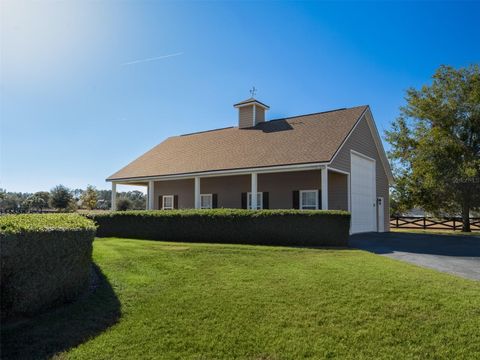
[107,98,394,234]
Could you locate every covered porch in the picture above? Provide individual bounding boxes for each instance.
[110,165,350,212]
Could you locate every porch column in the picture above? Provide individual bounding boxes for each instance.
[194,177,201,209]
[251,173,258,210]
[111,182,117,211]
[321,166,328,210]
[148,180,155,210]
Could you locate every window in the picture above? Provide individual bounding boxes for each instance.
[300,190,318,210]
[247,192,263,210]
[162,195,174,210]
[200,194,212,209]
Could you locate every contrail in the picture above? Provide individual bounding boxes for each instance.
[121,52,183,66]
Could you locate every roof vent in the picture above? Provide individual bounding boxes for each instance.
[233,98,270,128]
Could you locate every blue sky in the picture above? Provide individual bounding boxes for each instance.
[1,1,479,193]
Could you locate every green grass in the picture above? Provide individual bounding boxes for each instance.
[2,238,480,359]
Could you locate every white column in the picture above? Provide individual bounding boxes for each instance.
[194,177,201,209]
[148,180,155,210]
[251,173,258,210]
[111,182,117,211]
[321,166,328,210]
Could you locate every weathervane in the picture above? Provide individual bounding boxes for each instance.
[249,86,257,97]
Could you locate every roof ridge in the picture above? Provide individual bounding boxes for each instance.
[177,105,369,137]
[179,126,234,137]
[268,105,368,123]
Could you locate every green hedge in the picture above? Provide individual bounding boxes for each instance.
[0,214,96,318]
[86,209,350,247]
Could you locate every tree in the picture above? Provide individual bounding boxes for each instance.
[34,191,51,206]
[23,194,47,212]
[81,185,98,210]
[386,64,480,231]
[50,185,74,211]
[117,198,132,211]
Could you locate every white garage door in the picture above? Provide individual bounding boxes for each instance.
[351,152,376,233]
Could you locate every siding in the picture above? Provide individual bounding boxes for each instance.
[329,111,390,231]
[328,171,348,210]
[239,106,254,128]
[151,170,344,210]
[200,175,250,208]
[258,171,322,209]
[154,179,194,209]
[255,106,265,124]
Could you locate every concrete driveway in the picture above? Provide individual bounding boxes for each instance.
[349,232,480,281]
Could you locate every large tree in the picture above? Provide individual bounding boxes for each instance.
[386,64,480,231]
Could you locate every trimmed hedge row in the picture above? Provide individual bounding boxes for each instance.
[86,209,350,247]
[0,214,96,318]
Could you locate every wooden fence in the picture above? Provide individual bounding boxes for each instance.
[390,216,480,231]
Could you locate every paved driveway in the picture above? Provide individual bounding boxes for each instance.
[349,232,480,281]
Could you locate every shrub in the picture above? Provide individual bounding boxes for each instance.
[86,209,350,247]
[0,214,96,318]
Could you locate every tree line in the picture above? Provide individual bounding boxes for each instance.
[0,185,146,213]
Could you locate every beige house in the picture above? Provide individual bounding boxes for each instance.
[107,98,394,234]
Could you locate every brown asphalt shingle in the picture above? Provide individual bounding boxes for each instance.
[107,105,368,180]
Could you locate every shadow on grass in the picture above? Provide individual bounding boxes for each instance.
[1,264,121,359]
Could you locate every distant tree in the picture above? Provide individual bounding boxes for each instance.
[23,194,47,212]
[386,64,480,231]
[50,185,74,211]
[34,191,51,206]
[126,190,147,209]
[117,198,132,211]
[80,185,98,210]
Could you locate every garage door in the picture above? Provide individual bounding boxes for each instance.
[351,152,376,233]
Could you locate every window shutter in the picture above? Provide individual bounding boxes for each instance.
[212,194,218,208]
[159,196,163,210]
[292,191,299,209]
[263,192,269,209]
[318,190,322,209]
[174,195,179,209]
[241,192,247,209]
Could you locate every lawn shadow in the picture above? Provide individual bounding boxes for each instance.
[1,263,121,359]
[349,231,480,257]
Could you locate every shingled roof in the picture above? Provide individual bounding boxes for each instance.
[107,105,368,181]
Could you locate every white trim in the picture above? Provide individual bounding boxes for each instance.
[234,101,270,110]
[350,149,376,163]
[194,177,201,209]
[148,180,155,210]
[377,197,385,232]
[327,166,350,176]
[111,182,117,211]
[108,163,329,184]
[162,195,174,210]
[299,190,319,210]
[200,193,213,209]
[321,166,328,210]
[364,109,394,184]
[347,173,351,212]
[252,103,256,126]
[250,173,258,209]
[247,191,263,210]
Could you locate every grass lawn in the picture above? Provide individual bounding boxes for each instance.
[2,238,480,359]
